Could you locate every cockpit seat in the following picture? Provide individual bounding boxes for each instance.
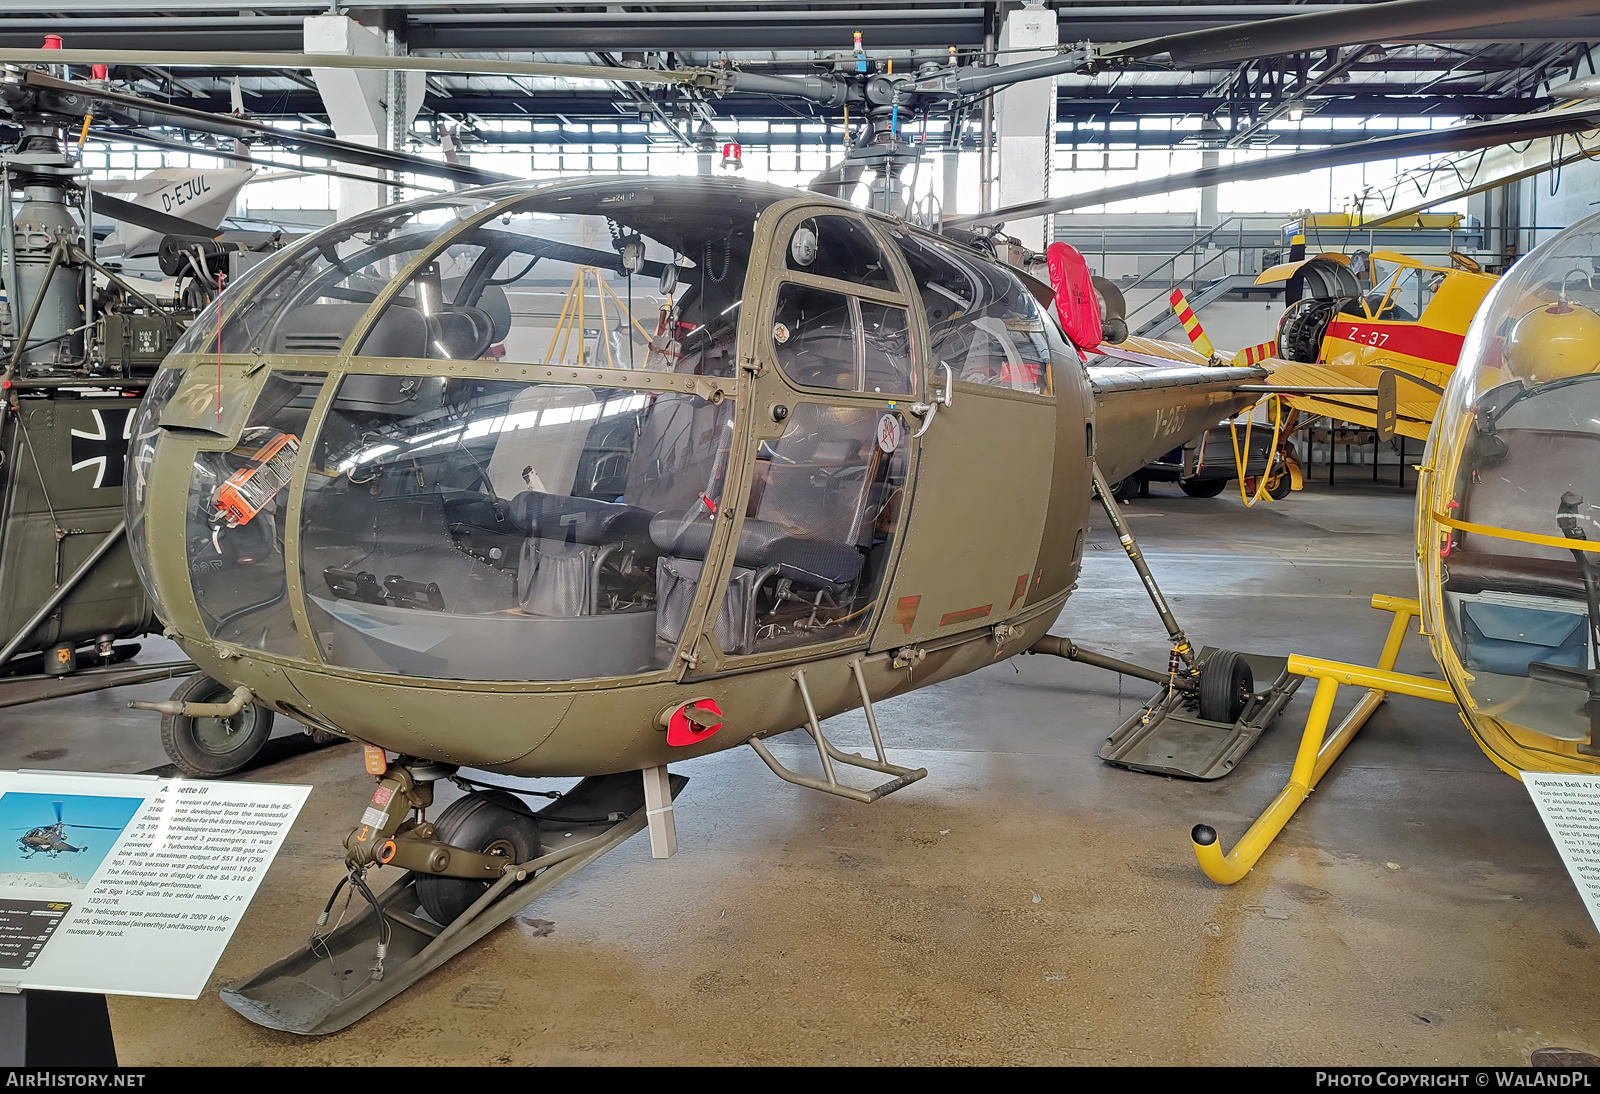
[508,490,654,547]
[649,512,864,588]
[508,491,656,619]
[1449,427,1596,599]
[1445,426,1598,677]
[272,302,426,358]
[648,511,865,656]
[1444,550,1585,598]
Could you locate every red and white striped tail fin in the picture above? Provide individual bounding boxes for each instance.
[1231,340,1279,367]
[1168,288,1216,359]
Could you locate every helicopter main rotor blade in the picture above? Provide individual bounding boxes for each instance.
[0,48,713,88]
[1105,0,1600,68]
[92,191,222,240]
[52,801,62,823]
[947,104,1600,228]
[26,71,516,188]
[69,825,129,830]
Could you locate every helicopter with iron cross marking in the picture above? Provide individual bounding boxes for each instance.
[11,0,1600,1036]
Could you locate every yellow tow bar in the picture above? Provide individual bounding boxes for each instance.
[1190,595,1455,884]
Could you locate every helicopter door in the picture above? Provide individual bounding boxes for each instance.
[867,231,1059,650]
[679,211,918,669]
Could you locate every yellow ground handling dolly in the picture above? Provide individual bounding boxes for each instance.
[1189,594,1456,883]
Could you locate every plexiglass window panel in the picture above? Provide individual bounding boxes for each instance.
[773,284,913,394]
[783,215,897,292]
[168,253,280,357]
[348,186,778,378]
[691,403,909,656]
[125,365,184,602]
[198,198,491,357]
[891,230,1052,395]
[774,283,855,390]
[183,372,323,656]
[299,377,736,681]
[350,244,492,360]
[859,301,914,395]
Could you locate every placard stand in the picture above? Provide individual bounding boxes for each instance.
[0,986,117,1066]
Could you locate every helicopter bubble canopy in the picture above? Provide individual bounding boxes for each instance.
[129,177,932,687]
[1421,210,1600,767]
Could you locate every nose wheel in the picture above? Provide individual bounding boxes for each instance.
[158,674,274,777]
[415,790,543,925]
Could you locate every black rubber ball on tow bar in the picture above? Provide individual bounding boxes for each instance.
[1198,650,1253,725]
[1192,824,1218,847]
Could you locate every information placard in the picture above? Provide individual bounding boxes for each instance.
[1524,771,1600,935]
[0,769,310,998]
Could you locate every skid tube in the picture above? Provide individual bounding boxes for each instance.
[221,770,686,1035]
[1190,595,1455,884]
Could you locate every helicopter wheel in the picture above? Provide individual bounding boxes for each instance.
[1266,469,1294,501]
[1198,650,1254,725]
[1110,475,1138,503]
[159,674,275,777]
[416,791,542,926]
[1179,476,1228,498]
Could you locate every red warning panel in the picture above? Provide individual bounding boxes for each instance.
[666,699,724,747]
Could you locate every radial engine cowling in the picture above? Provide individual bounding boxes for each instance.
[1276,296,1352,363]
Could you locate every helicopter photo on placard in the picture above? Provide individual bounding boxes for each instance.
[0,792,140,889]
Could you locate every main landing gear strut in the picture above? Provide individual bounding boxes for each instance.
[221,759,686,1035]
[1025,462,1303,780]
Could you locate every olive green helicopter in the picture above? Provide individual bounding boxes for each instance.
[9,0,1600,1035]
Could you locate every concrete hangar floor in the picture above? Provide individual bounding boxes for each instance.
[10,481,1593,1065]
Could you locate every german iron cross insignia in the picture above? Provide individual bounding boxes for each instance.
[69,407,135,490]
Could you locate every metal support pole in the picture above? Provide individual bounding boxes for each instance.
[979,29,994,213]
[848,657,889,765]
[1090,461,1193,667]
[1028,634,1174,687]
[82,172,93,350]
[1,165,16,339]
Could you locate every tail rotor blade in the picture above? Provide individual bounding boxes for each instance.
[93,192,222,241]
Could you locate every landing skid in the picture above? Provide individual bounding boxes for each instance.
[1097,648,1302,780]
[220,770,686,1035]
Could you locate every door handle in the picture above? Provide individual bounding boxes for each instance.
[909,364,953,438]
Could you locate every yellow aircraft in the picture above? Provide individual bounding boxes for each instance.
[1125,249,1498,502]
[1251,249,1498,441]
[1191,213,1600,882]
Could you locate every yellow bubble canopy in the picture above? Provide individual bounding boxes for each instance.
[1418,212,1600,776]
